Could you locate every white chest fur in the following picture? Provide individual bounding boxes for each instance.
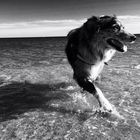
[103,49,116,63]
[89,62,104,80]
[89,49,116,80]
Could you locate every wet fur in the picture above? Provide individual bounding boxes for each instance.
[65,15,136,114]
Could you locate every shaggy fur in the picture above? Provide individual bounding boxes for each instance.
[65,15,136,114]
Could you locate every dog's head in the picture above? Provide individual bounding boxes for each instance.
[83,15,136,53]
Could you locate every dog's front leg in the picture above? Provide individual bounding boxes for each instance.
[94,85,124,118]
[75,76,114,113]
[94,85,114,112]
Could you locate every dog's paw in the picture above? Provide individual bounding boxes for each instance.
[101,101,115,113]
[95,103,115,117]
[95,108,111,117]
[96,106,124,119]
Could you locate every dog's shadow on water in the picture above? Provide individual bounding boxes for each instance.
[0,81,79,122]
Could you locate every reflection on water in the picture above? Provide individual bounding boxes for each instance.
[0,37,140,139]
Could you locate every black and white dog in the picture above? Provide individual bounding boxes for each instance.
[65,15,136,114]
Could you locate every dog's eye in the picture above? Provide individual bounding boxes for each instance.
[112,24,120,32]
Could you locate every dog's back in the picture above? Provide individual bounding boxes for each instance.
[65,28,80,69]
[65,28,93,82]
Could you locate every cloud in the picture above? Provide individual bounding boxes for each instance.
[118,15,140,19]
[0,19,85,29]
[0,16,140,37]
[0,19,85,37]
[118,15,140,34]
[118,15,140,23]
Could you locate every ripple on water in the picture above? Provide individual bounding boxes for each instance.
[134,65,140,69]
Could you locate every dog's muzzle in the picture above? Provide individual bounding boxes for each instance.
[129,35,136,43]
[107,31,136,52]
[118,31,136,43]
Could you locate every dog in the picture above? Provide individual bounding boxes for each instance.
[65,15,136,114]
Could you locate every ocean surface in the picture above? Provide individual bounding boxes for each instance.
[0,36,140,139]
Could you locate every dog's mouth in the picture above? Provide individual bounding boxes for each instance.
[107,38,127,52]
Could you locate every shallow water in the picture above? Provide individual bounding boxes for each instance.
[0,37,140,139]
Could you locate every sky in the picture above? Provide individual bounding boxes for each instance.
[0,0,140,37]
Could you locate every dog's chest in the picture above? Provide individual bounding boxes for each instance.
[89,49,116,80]
[89,62,104,80]
[103,49,116,62]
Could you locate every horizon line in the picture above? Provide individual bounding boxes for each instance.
[0,33,140,39]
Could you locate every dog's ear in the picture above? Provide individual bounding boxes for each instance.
[83,16,99,40]
[99,15,117,29]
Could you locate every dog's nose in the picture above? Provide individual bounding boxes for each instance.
[130,35,136,42]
